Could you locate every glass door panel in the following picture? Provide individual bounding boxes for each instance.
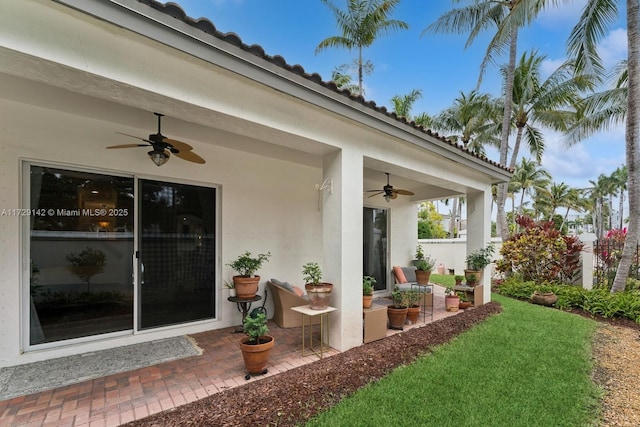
[138,180,216,329]
[363,207,388,292]
[29,166,134,345]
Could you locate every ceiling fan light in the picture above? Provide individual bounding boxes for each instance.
[384,194,391,202]
[148,150,169,167]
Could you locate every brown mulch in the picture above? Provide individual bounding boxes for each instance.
[125,302,640,427]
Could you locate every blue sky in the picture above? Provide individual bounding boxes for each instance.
[176,0,629,191]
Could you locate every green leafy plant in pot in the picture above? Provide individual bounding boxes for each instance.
[302,262,333,310]
[415,255,436,284]
[387,286,408,330]
[239,311,274,376]
[405,288,422,324]
[362,275,376,309]
[464,243,494,286]
[227,251,271,298]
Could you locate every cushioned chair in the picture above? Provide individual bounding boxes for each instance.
[267,280,320,328]
[393,266,418,290]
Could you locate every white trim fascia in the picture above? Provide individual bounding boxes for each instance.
[51,0,511,183]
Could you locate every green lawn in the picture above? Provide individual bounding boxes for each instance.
[429,273,456,287]
[307,294,602,427]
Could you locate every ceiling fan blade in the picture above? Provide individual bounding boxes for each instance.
[394,189,415,196]
[163,138,194,152]
[365,189,384,193]
[106,144,148,149]
[367,191,383,198]
[391,192,398,199]
[174,150,206,164]
[116,132,153,144]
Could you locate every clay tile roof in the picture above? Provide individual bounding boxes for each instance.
[138,0,511,173]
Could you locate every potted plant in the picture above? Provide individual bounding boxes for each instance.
[458,291,471,309]
[412,244,425,266]
[363,275,376,309]
[444,286,460,312]
[238,311,274,376]
[454,275,464,286]
[405,288,421,324]
[302,262,333,310]
[531,285,558,307]
[415,255,436,284]
[224,279,236,297]
[387,286,408,330]
[227,251,271,298]
[464,243,495,285]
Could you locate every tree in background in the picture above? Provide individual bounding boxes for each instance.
[418,202,448,238]
[317,0,408,96]
[567,0,640,292]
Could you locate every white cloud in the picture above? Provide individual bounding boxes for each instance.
[538,0,588,26]
[541,57,565,76]
[599,28,628,68]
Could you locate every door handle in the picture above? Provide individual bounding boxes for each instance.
[140,261,145,285]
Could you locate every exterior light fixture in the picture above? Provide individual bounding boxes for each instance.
[148,150,169,166]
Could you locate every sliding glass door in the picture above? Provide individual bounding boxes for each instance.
[138,180,216,329]
[28,166,134,344]
[363,207,388,292]
[27,165,217,346]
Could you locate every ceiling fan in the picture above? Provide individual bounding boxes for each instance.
[107,112,206,166]
[366,173,414,202]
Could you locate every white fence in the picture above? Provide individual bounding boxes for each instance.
[419,233,596,289]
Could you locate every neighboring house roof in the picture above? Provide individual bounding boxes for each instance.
[134,0,511,174]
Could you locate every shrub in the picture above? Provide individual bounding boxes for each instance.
[495,216,584,284]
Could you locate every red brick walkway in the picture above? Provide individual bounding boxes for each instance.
[0,292,457,426]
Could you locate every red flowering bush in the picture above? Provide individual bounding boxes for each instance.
[495,216,585,284]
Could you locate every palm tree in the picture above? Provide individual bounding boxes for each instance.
[316,0,409,96]
[390,89,423,119]
[611,165,628,228]
[425,0,571,240]
[331,64,361,94]
[568,0,640,292]
[505,50,595,169]
[510,157,551,216]
[434,90,501,156]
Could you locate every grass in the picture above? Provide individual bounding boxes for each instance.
[307,294,601,427]
[429,273,456,287]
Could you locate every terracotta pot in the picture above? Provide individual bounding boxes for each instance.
[459,301,471,309]
[415,269,431,284]
[305,283,333,310]
[233,275,260,298]
[363,294,373,309]
[531,291,558,307]
[464,269,482,286]
[445,295,460,312]
[239,335,274,375]
[406,306,420,324]
[387,306,408,330]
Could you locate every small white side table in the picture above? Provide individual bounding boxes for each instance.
[291,305,337,359]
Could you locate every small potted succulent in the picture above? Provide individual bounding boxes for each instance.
[224,279,236,297]
[363,275,376,309]
[302,262,333,310]
[227,251,271,298]
[454,275,464,286]
[238,311,274,376]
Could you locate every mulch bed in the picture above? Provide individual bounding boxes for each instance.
[124,303,502,427]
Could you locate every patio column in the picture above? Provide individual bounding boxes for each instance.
[466,187,492,304]
[322,149,363,352]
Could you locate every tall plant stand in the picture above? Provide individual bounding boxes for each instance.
[411,283,434,324]
[228,295,262,333]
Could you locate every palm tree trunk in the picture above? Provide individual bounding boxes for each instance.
[612,0,640,292]
[619,189,625,229]
[509,126,525,170]
[496,25,519,241]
